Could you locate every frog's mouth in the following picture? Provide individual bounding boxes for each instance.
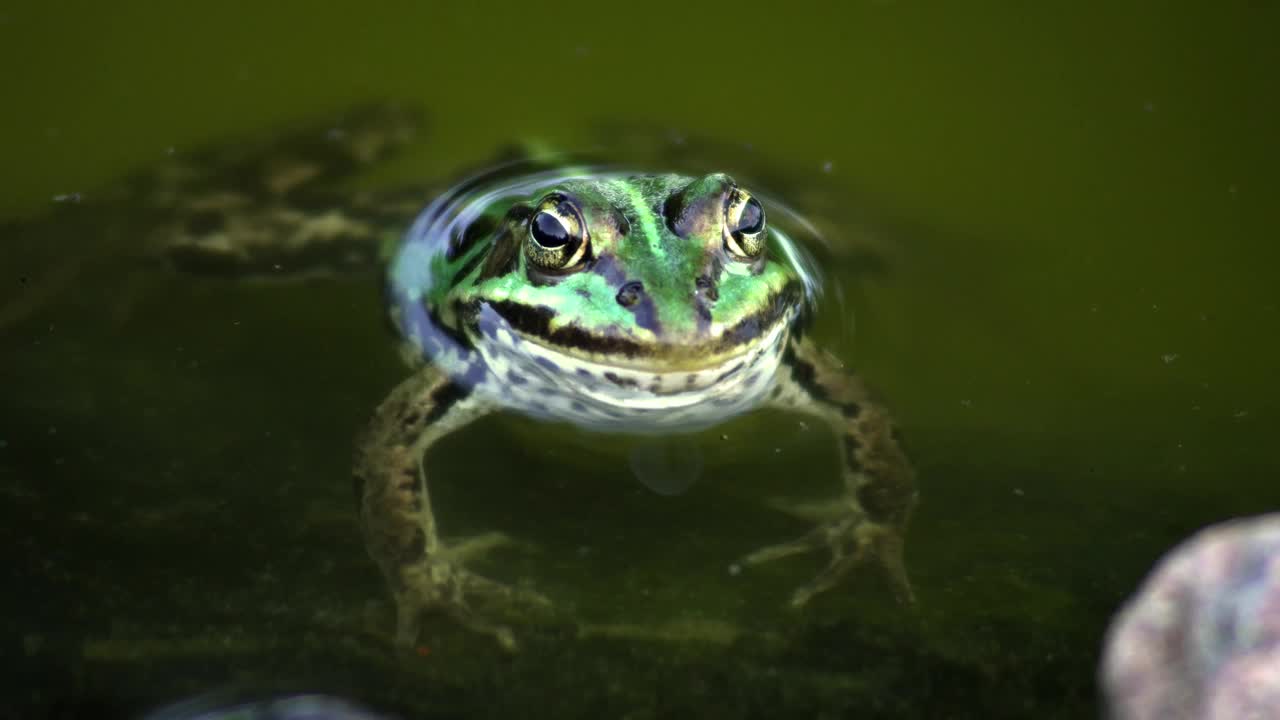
[469,295,798,375]
[467,300,795,401]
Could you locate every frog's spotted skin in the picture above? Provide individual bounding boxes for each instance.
[140,104,918,651]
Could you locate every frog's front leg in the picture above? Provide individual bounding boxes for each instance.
[742,338,918,608]
[354,366,548,652]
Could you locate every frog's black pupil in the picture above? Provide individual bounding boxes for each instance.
[532,211,570,248]
[735,198,764,235]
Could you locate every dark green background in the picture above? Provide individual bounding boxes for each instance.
[2,2,1277,718]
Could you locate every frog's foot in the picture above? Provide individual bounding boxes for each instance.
[393,532,551,653]
[740,497,914,608]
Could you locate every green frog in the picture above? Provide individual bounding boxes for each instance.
[137,103,918,651]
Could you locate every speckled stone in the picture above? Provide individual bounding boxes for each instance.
[1101,513,1280,720]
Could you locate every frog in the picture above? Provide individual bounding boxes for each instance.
[98,102,918,651]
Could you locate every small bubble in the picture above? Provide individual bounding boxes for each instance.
[960,399,973,408]
[1161,353,1179,365]
[1143,101,1156,112]
[52,192,82,204]
[720,433,729,441]
[165,146,176,156]
[728,563,742,577]
[1013,488,1025,497]
[821,161,833,173]
[47,426,57,436]
[773,447,782,454]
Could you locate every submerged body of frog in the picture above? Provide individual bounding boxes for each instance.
[141,104,919,650]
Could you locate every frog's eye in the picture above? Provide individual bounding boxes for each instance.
[723,188,766,260]
[526,195,589,270]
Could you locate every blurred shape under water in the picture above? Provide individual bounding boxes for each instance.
[143,692,393,720]
[627,437,704,496]
[1101,514,1280,720]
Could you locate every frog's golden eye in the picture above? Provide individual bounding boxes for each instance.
[723,188,766,260]
[526,195,589,270]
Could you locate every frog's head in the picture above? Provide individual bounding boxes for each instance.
[455,173,803,378]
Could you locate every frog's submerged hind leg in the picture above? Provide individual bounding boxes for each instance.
[744,338,918,607]
[144,101,430,278]
[354,367,549,652]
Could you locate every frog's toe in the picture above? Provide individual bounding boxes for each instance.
[742,516,914,608]
[447,531,514,561]
[740,527,825,566]
[444,600,519,653]
[390,542,549,652]
[392,571,542,653]
[461,570,552,610]
[392,584,522,652]
[762,496,849,523]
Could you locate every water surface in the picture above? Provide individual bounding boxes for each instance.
[3,3,1278,718]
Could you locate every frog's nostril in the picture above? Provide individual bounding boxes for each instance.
[616,281,645,308]
[695,275,719,302]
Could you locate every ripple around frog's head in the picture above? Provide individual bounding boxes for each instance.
[387,160,602,387]
[387,161,825,431]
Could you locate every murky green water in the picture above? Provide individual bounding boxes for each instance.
[3,3,1278,718]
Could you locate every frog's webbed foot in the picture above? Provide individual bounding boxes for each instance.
[749,338,918,609]
[393,531,551,653]
[739,498,913,608]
